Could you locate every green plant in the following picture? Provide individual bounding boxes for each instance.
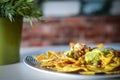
[0,0,42,22]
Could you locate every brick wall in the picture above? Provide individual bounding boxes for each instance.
[21,16,120,47]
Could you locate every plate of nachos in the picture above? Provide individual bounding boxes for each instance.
[24,42,120,80]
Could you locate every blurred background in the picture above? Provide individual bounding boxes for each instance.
[21,0,120,47]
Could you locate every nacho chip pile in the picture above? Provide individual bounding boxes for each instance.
[35,42,120,75]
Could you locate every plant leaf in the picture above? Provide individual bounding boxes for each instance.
[0,0,42,22]
[26,0,34,2]
[0,0,10,3]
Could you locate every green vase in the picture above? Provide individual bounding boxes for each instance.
[0,17,23,65]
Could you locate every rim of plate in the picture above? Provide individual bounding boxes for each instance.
[23,56,120,79]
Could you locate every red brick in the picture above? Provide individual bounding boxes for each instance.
[29,40,52,46]
[21,33,30,40]
[21,16,120,47]
[44,18,61,24]
[63,17,84,25]
[31,26,42,35]
[41,34,58,40]
[85,32,98,38]
[94,39,111,44]
[105,16,120,24]
[76,25,86,31]
[84,26,94,32]
[20,41,29,47]
[29,42,43,46]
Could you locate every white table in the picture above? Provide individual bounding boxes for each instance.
[0,44,120,80]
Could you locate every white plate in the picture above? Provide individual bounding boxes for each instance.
[23,46,120,80]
